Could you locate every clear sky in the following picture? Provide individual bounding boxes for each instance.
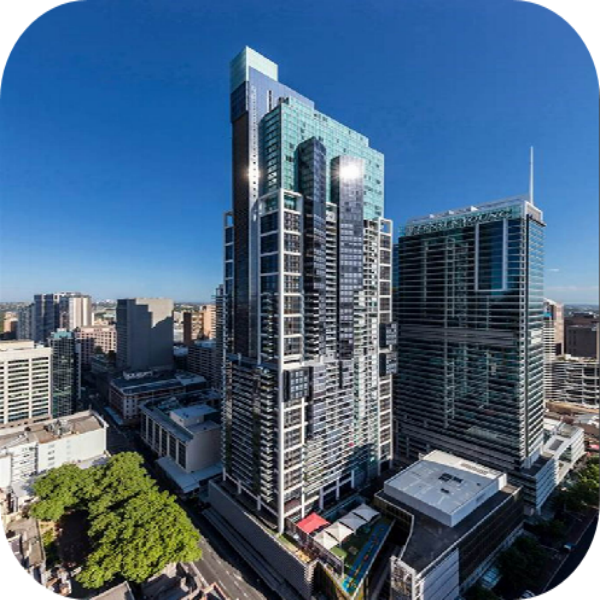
[0,0,597,304]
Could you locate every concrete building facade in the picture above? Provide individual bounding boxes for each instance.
[74,325,117,368]
[0,341,52,426]
[116,298,174,372]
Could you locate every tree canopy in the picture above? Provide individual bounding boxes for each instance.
[497,536,548,597]
[30,452,201,588]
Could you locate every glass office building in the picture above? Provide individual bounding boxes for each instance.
[393,196,550,508]
[221,48,395,533]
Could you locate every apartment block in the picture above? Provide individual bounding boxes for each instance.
[0,341,52,426]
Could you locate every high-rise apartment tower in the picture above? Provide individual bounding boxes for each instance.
[220,48,395,533]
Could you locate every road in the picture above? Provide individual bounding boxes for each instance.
[84,384,274,600]
[547,515,598,591]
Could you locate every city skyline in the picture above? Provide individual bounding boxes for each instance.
[1,0,598,304]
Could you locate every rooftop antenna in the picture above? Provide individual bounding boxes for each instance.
[529,146,534,205]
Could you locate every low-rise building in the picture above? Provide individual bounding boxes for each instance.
[4,517,46,584]
[374,451,523,600]
[541,416,586,485]
[108,371,207,425]
[0,410,108,512]
[140,397,221,496]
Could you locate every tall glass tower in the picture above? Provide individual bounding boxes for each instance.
[222,48,395,532]
[393,196,551,509]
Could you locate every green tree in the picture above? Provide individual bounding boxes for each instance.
[29,452,202,590]
[30,463,94,521]
[465,584,500,600]
[77,488,201,588]
[497,536,548,596]
[86,452,156,518]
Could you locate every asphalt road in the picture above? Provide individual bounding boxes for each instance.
[547,515,598,591]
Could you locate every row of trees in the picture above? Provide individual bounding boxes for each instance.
[555,456,599,514]
[30,452,201,589]
[496,535,548,597]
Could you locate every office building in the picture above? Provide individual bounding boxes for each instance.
[0,341,52,426]
[543,299,564,401]
[116,298,174,372]
[564,312,598,358]
[550,355,599,405]
[48,330,81,418]
[74,325,117,368]
[108,371,206,425]
[183,304,216,345]
[565,324,598,359]
[33,292,92,342]
[216,47,394,535]
[374,451,523,600]
[394,196,552,510]
[16,304,34,340]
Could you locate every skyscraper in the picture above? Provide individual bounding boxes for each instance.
[116,298,174,373]
[49,330,82,418]
[33,292,92,342]
[0,340,52,425]
[393,196,552,510]
[219,48,394,533]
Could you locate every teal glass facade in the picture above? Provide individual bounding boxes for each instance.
[394,197,546,477]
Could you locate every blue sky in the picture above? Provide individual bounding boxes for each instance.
[0,0,598,303]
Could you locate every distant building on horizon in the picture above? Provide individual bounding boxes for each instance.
[116,298,174,373]
[33,292,92,342]
[16,304,34,341]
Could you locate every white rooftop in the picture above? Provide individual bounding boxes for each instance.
[384,450,506,527]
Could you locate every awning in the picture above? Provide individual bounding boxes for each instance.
[297,513,329,535]
[324,522,353,544]
[314,530,339,550]
[351,504,379,524]
[338,513,366,532]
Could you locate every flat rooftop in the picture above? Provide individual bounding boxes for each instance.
[378,482,520,573]
[384,450,504,523]
[111,371,205,394]
[170,404,216,421]
[0,410,106,451]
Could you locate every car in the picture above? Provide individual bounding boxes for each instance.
[562,543,574,552]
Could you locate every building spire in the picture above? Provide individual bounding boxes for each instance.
[529,146,534,205]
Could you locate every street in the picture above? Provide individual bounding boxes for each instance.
[547,515,598,591]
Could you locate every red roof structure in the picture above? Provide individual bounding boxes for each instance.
[297,513,329,535]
